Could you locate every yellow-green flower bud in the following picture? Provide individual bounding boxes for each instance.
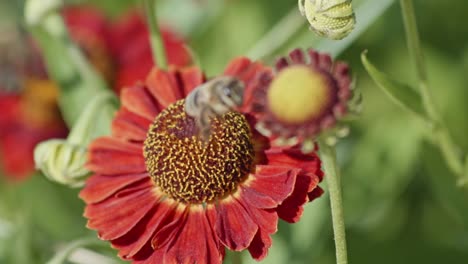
[25,0,63,26]
[298,0,356,40]
[34,140,89,187]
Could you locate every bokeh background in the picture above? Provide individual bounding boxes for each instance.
[1,0,467,263]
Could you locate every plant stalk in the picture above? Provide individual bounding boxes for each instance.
[318,142,348,264]
[144,0,167,70]
[400,0,465,181]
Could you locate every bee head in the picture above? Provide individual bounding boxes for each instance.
[216,76,244,107]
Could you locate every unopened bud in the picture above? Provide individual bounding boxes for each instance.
[298,0,355,40]
[35,140,89,187]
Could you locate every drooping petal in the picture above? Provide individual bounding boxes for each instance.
[248,228,272,261]
[85,180,158,240]
[215,197,258,251]
[243,165,299,207]
[276,174,320,223]
[79,173,149,203]
[266,147,323,180]
[112,199,178,259]
[163,205,224,264]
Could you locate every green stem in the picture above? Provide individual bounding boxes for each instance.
[399,0,465,181]
[318,141,348,264]
[231,252,242,264]
[144,0,167,70]
[246,7,304,60]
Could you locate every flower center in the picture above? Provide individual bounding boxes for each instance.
[143,100,255,204]
[267,65,334,124]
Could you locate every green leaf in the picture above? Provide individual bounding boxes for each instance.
[361,51,428,120]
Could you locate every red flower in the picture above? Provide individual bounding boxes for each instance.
[80,58,323,263]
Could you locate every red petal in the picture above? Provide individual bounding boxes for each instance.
[178,67,205,96]
[151,204,188,250]
[223,57,253,76]
[277,174,320,223]
[266,147,323,180]
[240,196,277,234]
[145,68,182,108]
[308,186,324,202]
[112,200,178,259]
[243,165,299,207]
[112,108,150,142]
[248,229,272,261]
[90,137,143,154]
[163,206,224,264]
[80,173,149,203]
[121,84,160,120]
[215,197,258,251]
[85,180,158,240]
[87,137,146,175]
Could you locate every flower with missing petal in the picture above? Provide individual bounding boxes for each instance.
[251,48,358,151]
[80,58,324,263]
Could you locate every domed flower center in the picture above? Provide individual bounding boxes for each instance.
[267,65,335,124]
[143,100,255,204]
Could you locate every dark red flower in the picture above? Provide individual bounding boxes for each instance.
[251,49,353,148]
[80,58,323,263]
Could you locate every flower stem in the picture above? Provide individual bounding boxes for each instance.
[318,141,348,264]
[247,7,304,60]
[231,252,242,264]
[144,0,167,70]
[399,0,465,182]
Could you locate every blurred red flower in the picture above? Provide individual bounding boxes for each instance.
[0,6,191,181]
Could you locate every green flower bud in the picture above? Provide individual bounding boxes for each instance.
[34,140,89,187]
[298,0,356,40]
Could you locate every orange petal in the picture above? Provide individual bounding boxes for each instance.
[146,68,182,108]
[85,180,157,240]
[178,67,205,96]
[112,108,151,142]
[121,84,160,120]
[87,137,146,175]
[80,173,149,203]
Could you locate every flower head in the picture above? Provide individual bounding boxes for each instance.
[251,49,358,150]
[80,58,323,263]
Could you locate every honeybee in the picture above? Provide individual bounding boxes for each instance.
[185,76,245,142]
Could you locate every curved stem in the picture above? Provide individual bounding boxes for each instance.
[318,141,348,264]
[246,7,304,60]
[399,0,465,181]
[144,0,167,70]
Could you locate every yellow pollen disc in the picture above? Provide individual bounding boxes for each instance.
[143,100,255,204]
[267,65,331,124]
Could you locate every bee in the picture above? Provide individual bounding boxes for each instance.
[185,76,245,142]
